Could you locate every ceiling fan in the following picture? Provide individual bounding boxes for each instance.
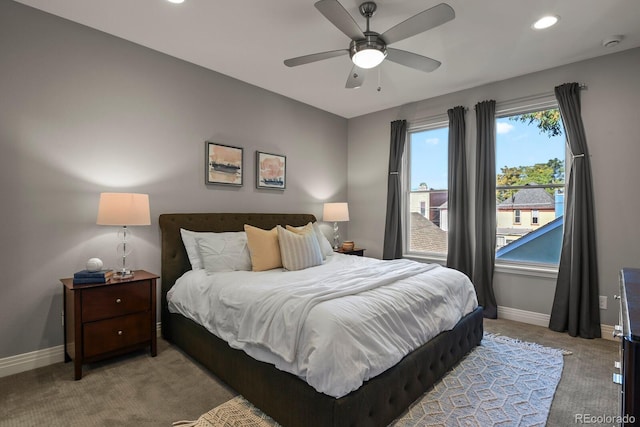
[284,0,455,89]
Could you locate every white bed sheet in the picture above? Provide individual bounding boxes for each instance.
[167,254,478,398]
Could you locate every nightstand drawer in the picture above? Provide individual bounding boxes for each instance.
[83,312,151,358]
[82,281,150,322]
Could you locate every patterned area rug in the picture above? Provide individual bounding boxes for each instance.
[174,334,567,427]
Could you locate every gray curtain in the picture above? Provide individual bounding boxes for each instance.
[446,106,473,278]
[473,100,498,318]
[383,120,407,260]
[549,83,601,338]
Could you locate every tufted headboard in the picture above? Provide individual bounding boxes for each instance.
[158,213,316,336]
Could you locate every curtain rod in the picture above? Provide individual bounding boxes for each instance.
[497,83,587,111]
[409,84,586,128]
[408,107,469,130]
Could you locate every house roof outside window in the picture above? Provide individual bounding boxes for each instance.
[497,185,555,210]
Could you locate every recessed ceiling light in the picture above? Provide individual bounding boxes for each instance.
[532,15,559,30]
[167,0,185,4]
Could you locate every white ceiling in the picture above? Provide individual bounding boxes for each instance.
[14,0,640,118]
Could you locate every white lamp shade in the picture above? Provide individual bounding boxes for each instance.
[323,202,350,222]
[97,193,151,226]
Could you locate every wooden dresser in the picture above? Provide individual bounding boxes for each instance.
[616,268,640,425]
[61,270,158,380]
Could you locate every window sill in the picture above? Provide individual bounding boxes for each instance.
[495,262,558,279]
[403,253,447,266]
[404,254,558,279]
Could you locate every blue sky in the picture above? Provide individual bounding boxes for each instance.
[410,117,566,190]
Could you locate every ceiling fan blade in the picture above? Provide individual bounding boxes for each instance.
[284,49,349,67]
[386,48,441,73]
[345,65,366,89]
[315,0,365,41]
[381,3,455,45]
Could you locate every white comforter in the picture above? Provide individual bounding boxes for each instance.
[167,254,478,398]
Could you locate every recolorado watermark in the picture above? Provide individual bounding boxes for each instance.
[574,413,636,424]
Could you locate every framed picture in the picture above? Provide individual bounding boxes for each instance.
[205,142,243,186]
[256,151,286,190]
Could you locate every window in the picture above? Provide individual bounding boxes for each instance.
[406,125,449,257]
[495,106,565,265]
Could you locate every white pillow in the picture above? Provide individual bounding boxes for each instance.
[312,222,334,258]
[196,232,252,273]
[286,222,333,259]
[180,229,250,271]
[180,228,205,270]
[277,225,323,271]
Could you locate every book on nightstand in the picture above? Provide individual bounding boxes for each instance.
[72,269,114,284]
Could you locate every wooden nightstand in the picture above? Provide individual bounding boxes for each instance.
[335,247,365,256]
[61,270,158,380]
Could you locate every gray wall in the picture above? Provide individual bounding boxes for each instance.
[348,47,640,326]
[0,1,348,358]
[2,0,638,360]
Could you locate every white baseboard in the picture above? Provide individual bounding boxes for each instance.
[0,345,65,379]
[0,311,616,379]
[497,305,616,341]
[498,306,551,327]
[0,322,163,379]
[601,324,615,341]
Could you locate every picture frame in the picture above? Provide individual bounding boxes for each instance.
[205,142,243,186]
[256,151,286,190]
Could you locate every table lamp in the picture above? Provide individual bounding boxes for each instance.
[323,202,349,250]
[97,192,150,279]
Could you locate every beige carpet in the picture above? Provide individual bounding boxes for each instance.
[0,319,617,426]
[176,333,568,427]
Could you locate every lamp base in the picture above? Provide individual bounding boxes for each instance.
[113,269,134,280]
[332,221,340,250]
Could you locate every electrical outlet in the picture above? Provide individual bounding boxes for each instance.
[599,295,607,310]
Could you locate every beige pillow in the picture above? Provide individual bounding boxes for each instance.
[286,222,314,234]
[244,224,282,271]
[277,225,323,271]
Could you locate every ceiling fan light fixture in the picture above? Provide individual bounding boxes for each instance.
[352,48,386,69]
[350,36,387,69]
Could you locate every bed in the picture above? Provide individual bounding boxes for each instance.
[160,213,483,427]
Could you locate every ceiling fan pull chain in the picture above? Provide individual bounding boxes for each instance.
[377,67,382,92]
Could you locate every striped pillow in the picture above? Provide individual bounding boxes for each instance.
[286,222,334,259]
[276,225,323,271]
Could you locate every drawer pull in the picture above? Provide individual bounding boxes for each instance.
[116,298,122,304]
[117,330,123,336]
[613,325,623,338]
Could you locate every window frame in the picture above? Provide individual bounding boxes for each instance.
[402,117,449,263]
[532,209,539,225]
[514,209,521,224]
[401,97,566,278]
[494,97,567,275]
